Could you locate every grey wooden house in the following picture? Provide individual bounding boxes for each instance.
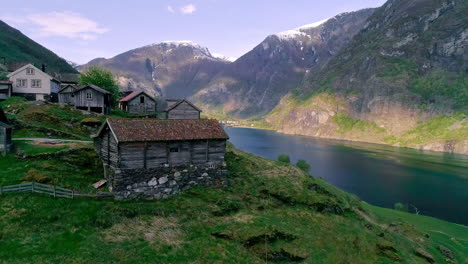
[58,85,77,105]
[165,99,202,120]
[119,91,157,116]
[0,81,12,101]
[0,107,12,156]
[93,118,229,199]
[74,84,112,114]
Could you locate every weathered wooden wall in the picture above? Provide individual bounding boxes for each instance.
[167,101,200,120]
[127,94,156,115]
[0,126,12,155]
[116,139,226,169]
[75,88,105,108]
[95,127,119,167]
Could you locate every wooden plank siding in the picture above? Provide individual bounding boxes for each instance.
[167,101,201,120]
[114,139,226,169]
[126,94,156,115]
[75,87,105,108]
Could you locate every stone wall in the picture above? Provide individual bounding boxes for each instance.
[104,163,228,200]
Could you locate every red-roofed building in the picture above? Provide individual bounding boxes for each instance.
[92,118,229,199]
[119,91,156,116]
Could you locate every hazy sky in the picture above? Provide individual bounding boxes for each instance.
[1,0,387,64]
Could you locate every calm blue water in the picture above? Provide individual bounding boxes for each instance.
[226,127,468,225]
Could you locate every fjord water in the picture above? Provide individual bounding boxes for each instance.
[226,127,468,225]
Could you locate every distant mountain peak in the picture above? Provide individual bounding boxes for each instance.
[274,17,330,40]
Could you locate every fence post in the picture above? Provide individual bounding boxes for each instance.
[72,190,74,199]
[32,182,35,193]
[53,185,56,198]
[0,185,2,195]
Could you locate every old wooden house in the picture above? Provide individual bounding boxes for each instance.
[0,81,12,101]
[0,107,12,156]
[74,84,112,114]
[165,99,202,120]
[93,118,229,199]
[58,85,77,105]
[119,91,157,116]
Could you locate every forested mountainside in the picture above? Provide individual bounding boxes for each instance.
[193,8,376,117]
[266,0,468,154]
[0,21,77,73]
[78,41,230,99]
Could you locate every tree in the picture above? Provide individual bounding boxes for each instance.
[394,202,409,212]
[277,154,290,164]
[79,66,120,106]
[0,64,8,81]
[296,160,310,172]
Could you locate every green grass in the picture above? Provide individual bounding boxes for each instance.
[332,113,386,134]
[0,143,466,263]
[390,113,468,146]
[13,140,70,155]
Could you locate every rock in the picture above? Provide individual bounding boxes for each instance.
[164,164,170,168]
[164,188,172,194]
[169,180,177,186]
[437,245,454,261]
[126,185,132,190]
[413,248,435,263]
[158,176,168,185]
[202,172,209,177]
[148,177,158,186]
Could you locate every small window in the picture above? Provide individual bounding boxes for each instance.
[140,96,145,104]
[26,67,34,75]
[86,92,93,100]
[31,79,41,88]
[170,147,179,153]
[16,79,27,88]
[71,94,74,97]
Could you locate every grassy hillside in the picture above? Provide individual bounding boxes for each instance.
[0,20,77,73]
[0,142,466,263]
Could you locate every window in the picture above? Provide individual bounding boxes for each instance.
[170,147,179,153]
[31,79,41,88]
[26,67,34,75]
[86,92,93,100]
[140,96,145,104]
[16,79,27,88]
[71,94,74,97]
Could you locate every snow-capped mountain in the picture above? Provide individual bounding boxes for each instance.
[78,41,230,98]
[193,8,376,117]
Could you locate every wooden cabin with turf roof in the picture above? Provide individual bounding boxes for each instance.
[92,118,229,200]
[73,84,111,114]
[58,84,77,105]
[165,99,202,120]
[119,91,157,116]
[0,106,12,156]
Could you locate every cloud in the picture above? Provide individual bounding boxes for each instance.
[180,4,197,14]
[167,6,175,14]
[1,11,109,40]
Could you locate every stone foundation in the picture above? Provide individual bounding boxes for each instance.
[104,163,228,200]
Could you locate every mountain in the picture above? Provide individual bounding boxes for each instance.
[78,41,230,98]
[0,20,77,73]
[266,0,468,154]
[193,9,376,117]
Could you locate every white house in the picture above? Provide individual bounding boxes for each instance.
[7,64,61,101]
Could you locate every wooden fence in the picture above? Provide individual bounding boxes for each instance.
[0,182,75,199]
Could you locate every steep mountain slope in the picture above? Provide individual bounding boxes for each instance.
[267,0,468,154]
[0,21,77,73]
[193,9,376,117]
[78,41,230,98]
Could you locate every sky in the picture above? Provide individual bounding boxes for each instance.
[1,0,387,64]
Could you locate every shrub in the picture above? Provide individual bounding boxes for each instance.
[23,169,52,184]
[80,118,102,127]
[394,202,409,212]
[296,160,311,172]
[278,154,290,164]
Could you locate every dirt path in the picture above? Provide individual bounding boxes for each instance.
[13,138,92,144]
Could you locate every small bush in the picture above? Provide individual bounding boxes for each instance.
[80,118,102,127]
[23,169,52,184]
[394,202,409,212]
[278,154,290,164]
[296,160,310,172]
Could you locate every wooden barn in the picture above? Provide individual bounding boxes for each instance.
[165,99,202,120]
[58,85,77,105]
[0,81,12,101]
[119,91,157,116]
[93,118,228,169]
[0,107,12,156]
[74,84,111,114]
